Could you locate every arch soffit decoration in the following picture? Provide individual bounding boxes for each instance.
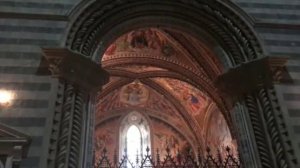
[66,0,264,64]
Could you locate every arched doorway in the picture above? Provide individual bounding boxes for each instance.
[42,1,297,168]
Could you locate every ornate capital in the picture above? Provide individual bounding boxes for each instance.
[42,48,109,92]
[215,56,291,99]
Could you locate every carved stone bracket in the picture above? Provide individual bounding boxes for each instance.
[215,56,291,101]
[42,48,109,93]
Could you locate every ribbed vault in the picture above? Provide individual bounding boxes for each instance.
[95,28,237,161]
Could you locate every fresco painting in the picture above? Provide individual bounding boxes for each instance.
[97,82,184,122]
[94,118,119,163]
[96,89,124,118]
[120,82,149,106]
[116,65,167,73]
[153,78,211,118]
[206,111,237,156]
[151,118,193,159]
[102,28,177,60]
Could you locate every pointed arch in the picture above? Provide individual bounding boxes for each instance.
[119,112,151,160]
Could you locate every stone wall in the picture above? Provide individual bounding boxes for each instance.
[233,0,300,162]
[0,1,80,168]
[0,0,300,167]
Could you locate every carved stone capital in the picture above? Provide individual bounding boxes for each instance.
[42,48,109,92]
[215,56,291,99]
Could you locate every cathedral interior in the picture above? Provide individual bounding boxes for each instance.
[0,0,299,168]
[94,28,237,164]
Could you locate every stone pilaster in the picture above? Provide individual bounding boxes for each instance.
[217,56,297,168]
[41,48,109,168]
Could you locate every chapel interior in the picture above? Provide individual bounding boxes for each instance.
[94,27,237,164]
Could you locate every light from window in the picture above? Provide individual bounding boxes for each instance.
[127,125,141,164]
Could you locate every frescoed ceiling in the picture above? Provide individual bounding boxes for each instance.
[152,78,212,116]
[96,27,234,151]
[111,65,167,73]
[96,81,196,143]
[102,28,202,73]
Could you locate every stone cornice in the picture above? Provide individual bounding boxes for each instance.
[215,56,291,100]
[42,48,109,92]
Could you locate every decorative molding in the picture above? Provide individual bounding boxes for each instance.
[239,86,298,167]
[46,81,64,168]
[54,84,87,168]
[267,57,292,84]
[257,87,297,167]
[40,48,110,168]
[106,69,184,80]
[0,123,31,167]
[216,56,292,101]
[66,0,263,63]
[244,94,275,168]
[42,48,109,92]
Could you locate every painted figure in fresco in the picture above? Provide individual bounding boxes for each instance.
[145,29,161,50]
[130,30,148,48]
[126,84,143,104]
[182,92,203,115]
[95,130,113,152]
[155,133,181,157]
[103,28,177,59]
[95,128,117,162]
[121,82,149,106]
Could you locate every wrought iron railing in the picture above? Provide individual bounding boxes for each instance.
[95,146,241,168]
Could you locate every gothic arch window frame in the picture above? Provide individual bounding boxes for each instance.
[119,111,151,161]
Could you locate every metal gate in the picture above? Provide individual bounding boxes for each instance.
[95,146,240,168]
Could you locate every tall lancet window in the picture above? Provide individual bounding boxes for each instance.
[120,112,151,164]
[126,125,142,163]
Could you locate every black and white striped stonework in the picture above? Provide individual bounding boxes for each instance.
[0,0,300,167]
[233,0,300,163]
[0,1,80,168]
